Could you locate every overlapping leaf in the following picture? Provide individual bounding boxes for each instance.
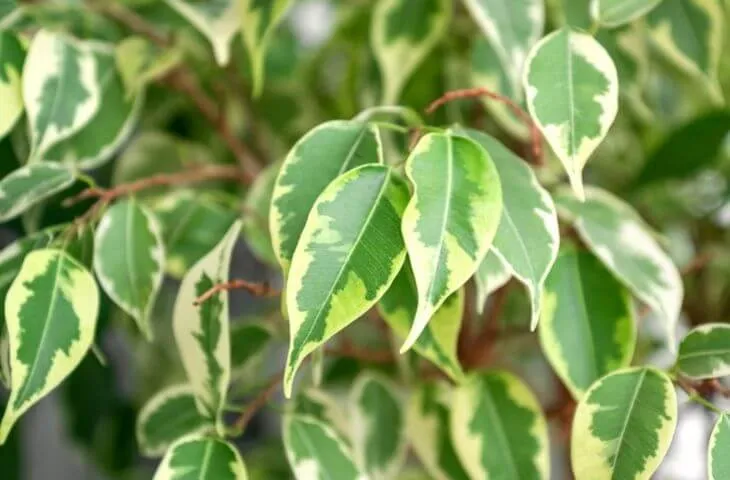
[592,0,663,27]
[242,162,279,267]
[0,163,76,223]
[115,36,182,98]
[291,388,350,441]
[153,434,248,480]
[474,251,511,315]
[0,31,24,140]
[677,324,730,380]
[709,414,730,480]
[230,322,272,377]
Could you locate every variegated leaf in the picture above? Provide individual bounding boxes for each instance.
[0,249,99,444]
[451,371,550,480]
[23,30,101,161]
[350,373,406,479]
[230,322,272,376]
[243,161,279,268]
[709,414,730,480]
[284,165,408,397]
[292,388,350,441]
[592,0,663,27]
[173,221,241,431]
[571,367,677,480]
[136,384,214,457]
[283,414,363,480]
[677,324,730,380]
[94,199,164,339]
[0,163,76,223]
[378,263,464,381]
[540,248,636,399]
[554,186,683,348]
[459,129,559,329]
[115,36,182,98]
[474,250,511,315]
[164,0,239,66]
[371,0,451,103]
[523,28,619,200]
[0,227,62,301]
[154,434,248,480]
[400,133,502,352]
[0,31,24,140]
[271,121,383,274]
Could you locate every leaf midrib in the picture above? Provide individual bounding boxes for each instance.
[610,369,647,472]
[477,383,522,479]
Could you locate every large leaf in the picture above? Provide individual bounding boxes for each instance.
[523,28,619,200]
[459,129,559,329]
[0,163,76,223]
[554,186,683,347]
[283,165,408,397]
[153,434,248,480]
[242,161,279,268]
[677,324,730,380]
[0,31,24,140]
[270,121,383,273]
[350,373,406,479]
[539,248,636,399]
[173,221,241,431]
[136,384,214,457]
[23,30,102,161]
[400,133,502,352]
[592,0,663,27]
[0,249,99,444]
[283,414,363,480]
[571,367,677,480]
[371,0,450,103]
[94,198,165,339]
[474,250,511,315]
[451,371,550,480]
[709,414,730,480]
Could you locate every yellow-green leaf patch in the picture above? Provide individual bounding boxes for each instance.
[0,31,24,140]
[0,163,76,223]
[677,324,730,380]
[115,36,182,98]
[709,414,730,480]
[153,434,248,480]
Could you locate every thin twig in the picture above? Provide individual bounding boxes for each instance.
[194,279,279,306]
[232,372,282,433]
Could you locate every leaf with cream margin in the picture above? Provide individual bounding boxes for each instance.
[153,434,248,479]
[677,324,730,380]
[0,31,25,140]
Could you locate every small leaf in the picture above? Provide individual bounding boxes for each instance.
[283,414,363,480]
[242,161,279,267]
[230,322,272,376]
[0,163,76,223]
[571,367,677,480]
[0,31,24,140]
[592,0,663,27]
[539,248,636,399]
[292,388,350,441]
[115,36,182,98]
[0,249,99,444]
[153,434,248,480]
[677,324,730,380]
[451,371,550,480]
[474,251,511,315]
[400,133,502,352]
[523,28,619,200]
[283,165,408,397]
[709,414,730,480]
[350,373,407,479]
[136,384,214,457]
[94,198,165,339]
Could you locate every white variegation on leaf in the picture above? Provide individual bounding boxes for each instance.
[677,324,730,380]
[591,0,663,27]
[474,250,511,315]
[154,434,248,480]
[709,414,730,480]
[0,163,76,223]
[0,31,24,140]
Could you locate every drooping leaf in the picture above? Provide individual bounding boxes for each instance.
[0,31,24,140]
[242,161,279,267]
[136,384,214,457]
[283,165,408,397]
[270,121,383,273]
[400,133,502,352]
[115,36,182,98]
[153,434,248,480]
[0,163,76,223]
[592,0,663,27]
[173,221,241,431]
[451,371,550,480]
[677,324,730,380]
[539,248,637,399]
[283,414,363,480]
[571,367,677,480]
[291,388,350,441]
[230,322,272,376]
[554,186,683,348]
[350,373,406,479]
[0,249,99,444]
[94,198,165,339]
[474,250,511,315]
[709,414,730,480]
[378,263,464,381]
[371,0,451,103]
[523,28,619,200]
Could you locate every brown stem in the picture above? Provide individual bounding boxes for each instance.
[194,279,279,306]
[232,373,282,433]
[462,283,511,369]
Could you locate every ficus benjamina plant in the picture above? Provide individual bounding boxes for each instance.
[0,0,729,479]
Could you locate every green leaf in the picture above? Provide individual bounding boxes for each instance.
[407,382,470,480]
[709,414,730,480]
[459,129,559,329]
[571,367,677,480]
[592,0,663,27]
[136,384,214,457]
[153,434,248,480]
[283,164,407,397]
[539,248,637,399]
[115,36,182,98]
[283,414,363,480]
[474,251,511,315]
[292,388,350,441]
[0,1,20,28]
[554,186,683,347]
[173,221,241,431]
[94,199,164,339]
[400,133,502,351]
[371,0,451,103]
[271,121,383,274]
[0,249,99,444]
[0,31,24,140]
[378,263,464,381]
[230,322,272,376]
[523,28,619,200]
[350,373,406,479]
[242,161,279,268]
[677,324,730,380]
[451,371,550,480]
[0,163,76,223]
[23,30,102,161]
